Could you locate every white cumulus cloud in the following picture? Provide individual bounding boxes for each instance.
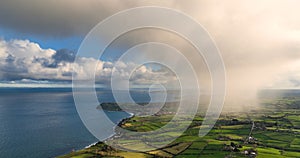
[0,39,177,87]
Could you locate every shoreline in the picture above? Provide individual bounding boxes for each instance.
[103,111,134,142]
[65,111,135,155]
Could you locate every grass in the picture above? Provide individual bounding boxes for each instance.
[59,94,300,158]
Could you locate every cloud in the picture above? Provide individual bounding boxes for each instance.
[0,0,299,38]
[0,1,300,109]
[0,39,176,86]
[0,0,135,37]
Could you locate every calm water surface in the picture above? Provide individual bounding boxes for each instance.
[0,88,140,158]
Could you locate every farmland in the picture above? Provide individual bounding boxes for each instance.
[59,90,300,158]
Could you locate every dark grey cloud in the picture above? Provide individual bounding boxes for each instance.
[0,0,137,37]
[0,0,186,37]
[53,49,75,62]
[46,49,76,68]
[31,49,76,68]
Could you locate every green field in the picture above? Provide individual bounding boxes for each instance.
[59,90,300,158]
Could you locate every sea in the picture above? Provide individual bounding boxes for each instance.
[0,88,175,158]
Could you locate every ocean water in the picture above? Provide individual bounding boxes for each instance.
[0,88,164,158]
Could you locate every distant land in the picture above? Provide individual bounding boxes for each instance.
[59,90,300,158]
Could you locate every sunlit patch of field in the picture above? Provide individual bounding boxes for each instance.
[59,93,300,158]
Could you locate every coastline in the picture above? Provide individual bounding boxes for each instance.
[53,93,300,158]
[102,111,134,144]
[70,111,135,153]
[56,110,134,158]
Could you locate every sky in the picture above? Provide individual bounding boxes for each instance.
[0,0,300,107]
